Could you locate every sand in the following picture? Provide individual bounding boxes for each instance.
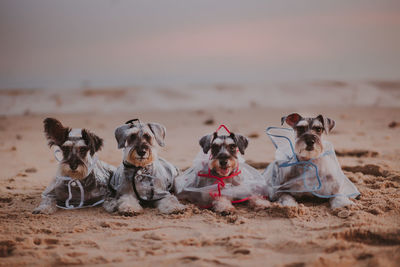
[0,89,400,266]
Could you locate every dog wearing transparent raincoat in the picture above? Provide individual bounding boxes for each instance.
[174,125,270,214]
[103,119,185,215]
[262,113,360,209]
[33,118,115,214]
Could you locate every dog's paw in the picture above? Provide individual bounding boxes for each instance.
[32,205,57,215]
[159,203,186,215]
[278,194,298,207]
[118,206,143,217]
[212,197,235,215]
[156,195,186,214]
[117,195,143,216]
[219,210,235,216]
[119,210,138,217]
[103,198,118,213]
[330,196,354,209]
[249,196,271,211]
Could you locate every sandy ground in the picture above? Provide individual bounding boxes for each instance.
[0,105,400,266]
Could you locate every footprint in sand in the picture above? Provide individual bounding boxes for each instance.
[332,228,400,246]
[0,240,16,257]
[342,164,390,177]
[335,149,378,158]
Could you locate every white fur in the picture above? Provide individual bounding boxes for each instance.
[117,194,143,215]
[33,196,58,214]
[312,121,323,127]
[213,138,223,145]
[278,194,298,207]
[103,197,118,213]
[225,138,235,145]
[297,120,309,126]
[212,196,235,214]
[330,196,354,209]
[155,195,185,214]
[249,196,271,210]
[295,140,322,160]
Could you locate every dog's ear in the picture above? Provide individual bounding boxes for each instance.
[148,123,166,147]
[115,124,131,149]
[230,133,249,155]
[82,129,103,156]
[43,118,70,147]
[199,133,216,154]
[316,115,335,134]
[281,113,302,127]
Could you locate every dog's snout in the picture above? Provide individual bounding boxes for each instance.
[217,153,229,167]
[219,159,228,167]
[136,144,149,157]
[69,162,78,170]
[304,134,316,146]
[137,149,146,157]
[303,134,317,151]
[305,138,315,146]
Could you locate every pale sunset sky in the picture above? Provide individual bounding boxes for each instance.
[0,0,399,89]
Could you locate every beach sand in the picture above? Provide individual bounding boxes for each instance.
[0,86,400,266]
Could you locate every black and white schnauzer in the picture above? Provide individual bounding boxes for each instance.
[33,118,115,214]
[175,128,270,214]
[103,119,185,215]
[267,113,357,209]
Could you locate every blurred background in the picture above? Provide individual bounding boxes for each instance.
[0,0,399,114]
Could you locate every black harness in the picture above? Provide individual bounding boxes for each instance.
[122,161,165,203]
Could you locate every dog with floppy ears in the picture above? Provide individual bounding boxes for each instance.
[263,113,360,209]
[103,119,185,215]
[33,118,116,214]
[175,125,270,214]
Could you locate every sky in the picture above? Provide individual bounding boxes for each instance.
[0,0,399,89]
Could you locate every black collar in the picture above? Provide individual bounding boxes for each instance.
[122,161,153,176]
[123,161,139,169]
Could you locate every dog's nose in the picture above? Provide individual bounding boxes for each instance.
[69,162,78,170]
[305,138,315,147]
[306,139,315,146]
[219,157,229,167]
[137,149,146,157]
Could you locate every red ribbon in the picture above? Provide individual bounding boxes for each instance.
[198,124,250,208]
[215,124,231,135]
[197,167,250,208]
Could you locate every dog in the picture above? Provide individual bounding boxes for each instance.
[175,126,270,214]
[33,118,115,214]
[103,119,185,215]
[264,113,359,209]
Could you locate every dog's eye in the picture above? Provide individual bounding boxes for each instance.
[229,144,237,151]
[296,126,306,133]
[61,146,71,153]
[211,144,220,153]
[143,133,151,142]
[79,147,88,154]
[128,134,137,143]
[314,127,323,133]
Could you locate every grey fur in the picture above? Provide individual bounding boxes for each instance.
[147,123,166,147]
[115,124,132,149]
[105,121,185,215]
[231,133,249,155]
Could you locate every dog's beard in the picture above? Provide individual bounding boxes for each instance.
[209,158,238,177]
[125,148,155,167]
[295,139,323,161]
[58,163,88,180]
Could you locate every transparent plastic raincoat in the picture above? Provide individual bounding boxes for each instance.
[175,125,267,207]
[41,148,115,209]
[262,127,360,201]
[109,158,179,202]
